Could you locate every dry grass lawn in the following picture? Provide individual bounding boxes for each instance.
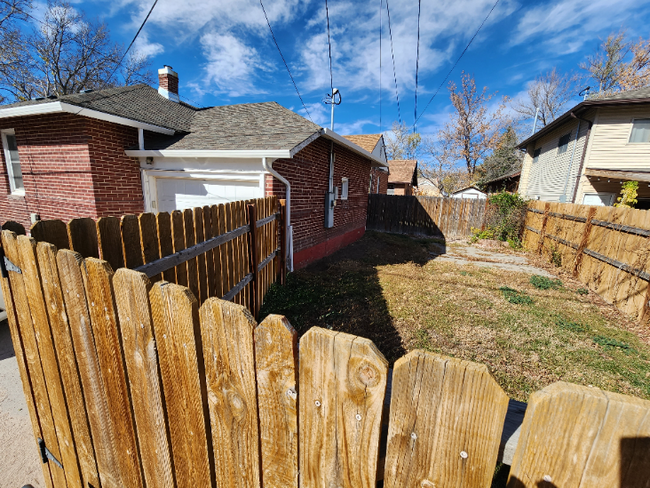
[261,231,650,402]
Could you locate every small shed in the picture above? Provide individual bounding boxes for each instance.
[451,186,487,199]
[387,159,418,196]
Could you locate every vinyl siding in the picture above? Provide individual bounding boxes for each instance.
[585,105,650,170]
[521,118,590,202]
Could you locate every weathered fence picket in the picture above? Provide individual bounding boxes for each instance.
[366,195,487,238]
[523,200,650,323]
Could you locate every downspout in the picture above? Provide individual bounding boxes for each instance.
[560,118,581,202]
[570,112,594,204]
[262,157,293,272]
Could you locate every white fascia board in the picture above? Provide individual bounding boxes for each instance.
[320,128,388,168]
[0,101,175,135]
[125,149,292,159]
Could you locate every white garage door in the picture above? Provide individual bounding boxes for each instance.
[156,177,263,213]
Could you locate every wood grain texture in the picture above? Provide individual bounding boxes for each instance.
[254,314,298,488]
[383,350,509,488]
[171,210,188,287]
[113,269,174,488]
[68,218,99,259]
[139,213,162,282]
[81,258,144,488]
[156,212,176,283]
[508,382,650,488]
[212,204,225,298]
[97,217,125,271]
[36,242,99,488]
[3,232,69,488]
[149,282,213,488]
[57,249,122,488]
[121,214,144,269]
[299,327,388,488]
[202,205,216,299]
[183,208,200,301]
[194,207,208,303]
[31,220,70,250]
[199,297,260,488]
[0,232,54,488]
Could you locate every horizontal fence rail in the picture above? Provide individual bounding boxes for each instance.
[523,200,650,323]
[367,194,488,238]
[1,231,648,488]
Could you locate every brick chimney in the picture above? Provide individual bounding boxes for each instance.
[158,65,179,102]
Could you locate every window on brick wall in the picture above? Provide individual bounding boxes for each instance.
[341,177,349,200]
[1,129,24,194]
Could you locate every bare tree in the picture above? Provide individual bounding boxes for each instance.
[0,0,152,102]
[438,72,510,177]
[513,68,578,127]
[385,121,421,160]
[581,30,650,95]
[0,0,32,102]
[419,136,471,194]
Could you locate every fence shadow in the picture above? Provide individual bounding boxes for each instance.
[0,319,15,361]
[259,229,446,364]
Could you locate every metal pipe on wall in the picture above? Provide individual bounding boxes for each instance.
[262,157,294,272]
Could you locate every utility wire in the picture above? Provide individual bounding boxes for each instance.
[414,0,501,127]
[414,0,421,131]
[379,0,382,132]
[259,0,313,123]
[325,0,334,95]
[385,0,401,125]
[109,0,159,80]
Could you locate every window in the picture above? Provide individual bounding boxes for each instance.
[387,184,395,195]
[341,177,349,200]
[1,129,23,194]
[557,132,571,154]
[532,148,541,163]
[629,119,650,143]
[369,174,373,193]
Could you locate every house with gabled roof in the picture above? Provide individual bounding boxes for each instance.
[0,66,386,270]
[343,134,388,194]
[517,86,650,208]
[387,159,418,195]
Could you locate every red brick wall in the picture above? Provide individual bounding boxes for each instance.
[370,168,388,194]
[266,137,372,265]
[0,113,143,231]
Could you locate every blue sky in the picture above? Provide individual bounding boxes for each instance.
[51,0,650,136]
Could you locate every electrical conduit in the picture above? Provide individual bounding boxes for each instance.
[262,157,293,272]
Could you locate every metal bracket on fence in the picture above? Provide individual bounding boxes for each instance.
[37,438,63,469]
[0,248,21,278]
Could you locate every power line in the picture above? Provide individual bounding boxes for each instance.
[414,0,501,127]
[109,0,159,80]
[379,0,382,132]
[385,0,402,125]
[414,0,421,131]
[325,0,334,95]
[259,0,314,123]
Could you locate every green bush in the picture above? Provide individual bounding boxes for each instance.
[474,192,528,246]
[530,275,563,290]
[576,287,589,295]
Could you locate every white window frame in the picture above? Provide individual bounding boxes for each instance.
[628,118,650,144]
[532,147,541,163]
[341,177,349,200]
[1,129,24,195]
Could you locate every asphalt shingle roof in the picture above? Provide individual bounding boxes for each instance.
[388,159,418,184]
[342,134,382,153]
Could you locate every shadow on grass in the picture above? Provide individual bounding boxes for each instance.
[260,230,446,364]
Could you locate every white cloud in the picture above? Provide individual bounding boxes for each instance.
[201,33,270,97]
[133,33,164,58]
[511,0,650,53]
[335,118,376,135]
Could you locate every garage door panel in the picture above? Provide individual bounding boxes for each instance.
[156,178,262,213]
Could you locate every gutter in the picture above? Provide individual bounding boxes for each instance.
[262,157,294,272]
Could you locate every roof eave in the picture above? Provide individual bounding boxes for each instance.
[321,128,388,167]
[125,149,292,159]
[0,101,175,135]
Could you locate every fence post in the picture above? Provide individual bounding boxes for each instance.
[279,199,287,286]
[247,204,259,316]
[537,203,551,254]
[573,206,597,277]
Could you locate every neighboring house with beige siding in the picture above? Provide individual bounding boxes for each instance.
[517,87,650,208]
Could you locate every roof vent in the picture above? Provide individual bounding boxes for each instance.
[80,89,94,94]
[35,97,45,100]
[47,95,57,99]
[158,66,179,103]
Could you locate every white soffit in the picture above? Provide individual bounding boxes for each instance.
[125,149,292,158]
[0,101,175,135]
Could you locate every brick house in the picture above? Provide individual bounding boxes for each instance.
[0,67,386,270]
[342,134,388,194]
[387,159,418,195]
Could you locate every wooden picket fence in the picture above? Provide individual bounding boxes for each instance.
[524,200,650,323]
[366,194,488,238]
[21,197,284,318]
[1,223,650,487]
